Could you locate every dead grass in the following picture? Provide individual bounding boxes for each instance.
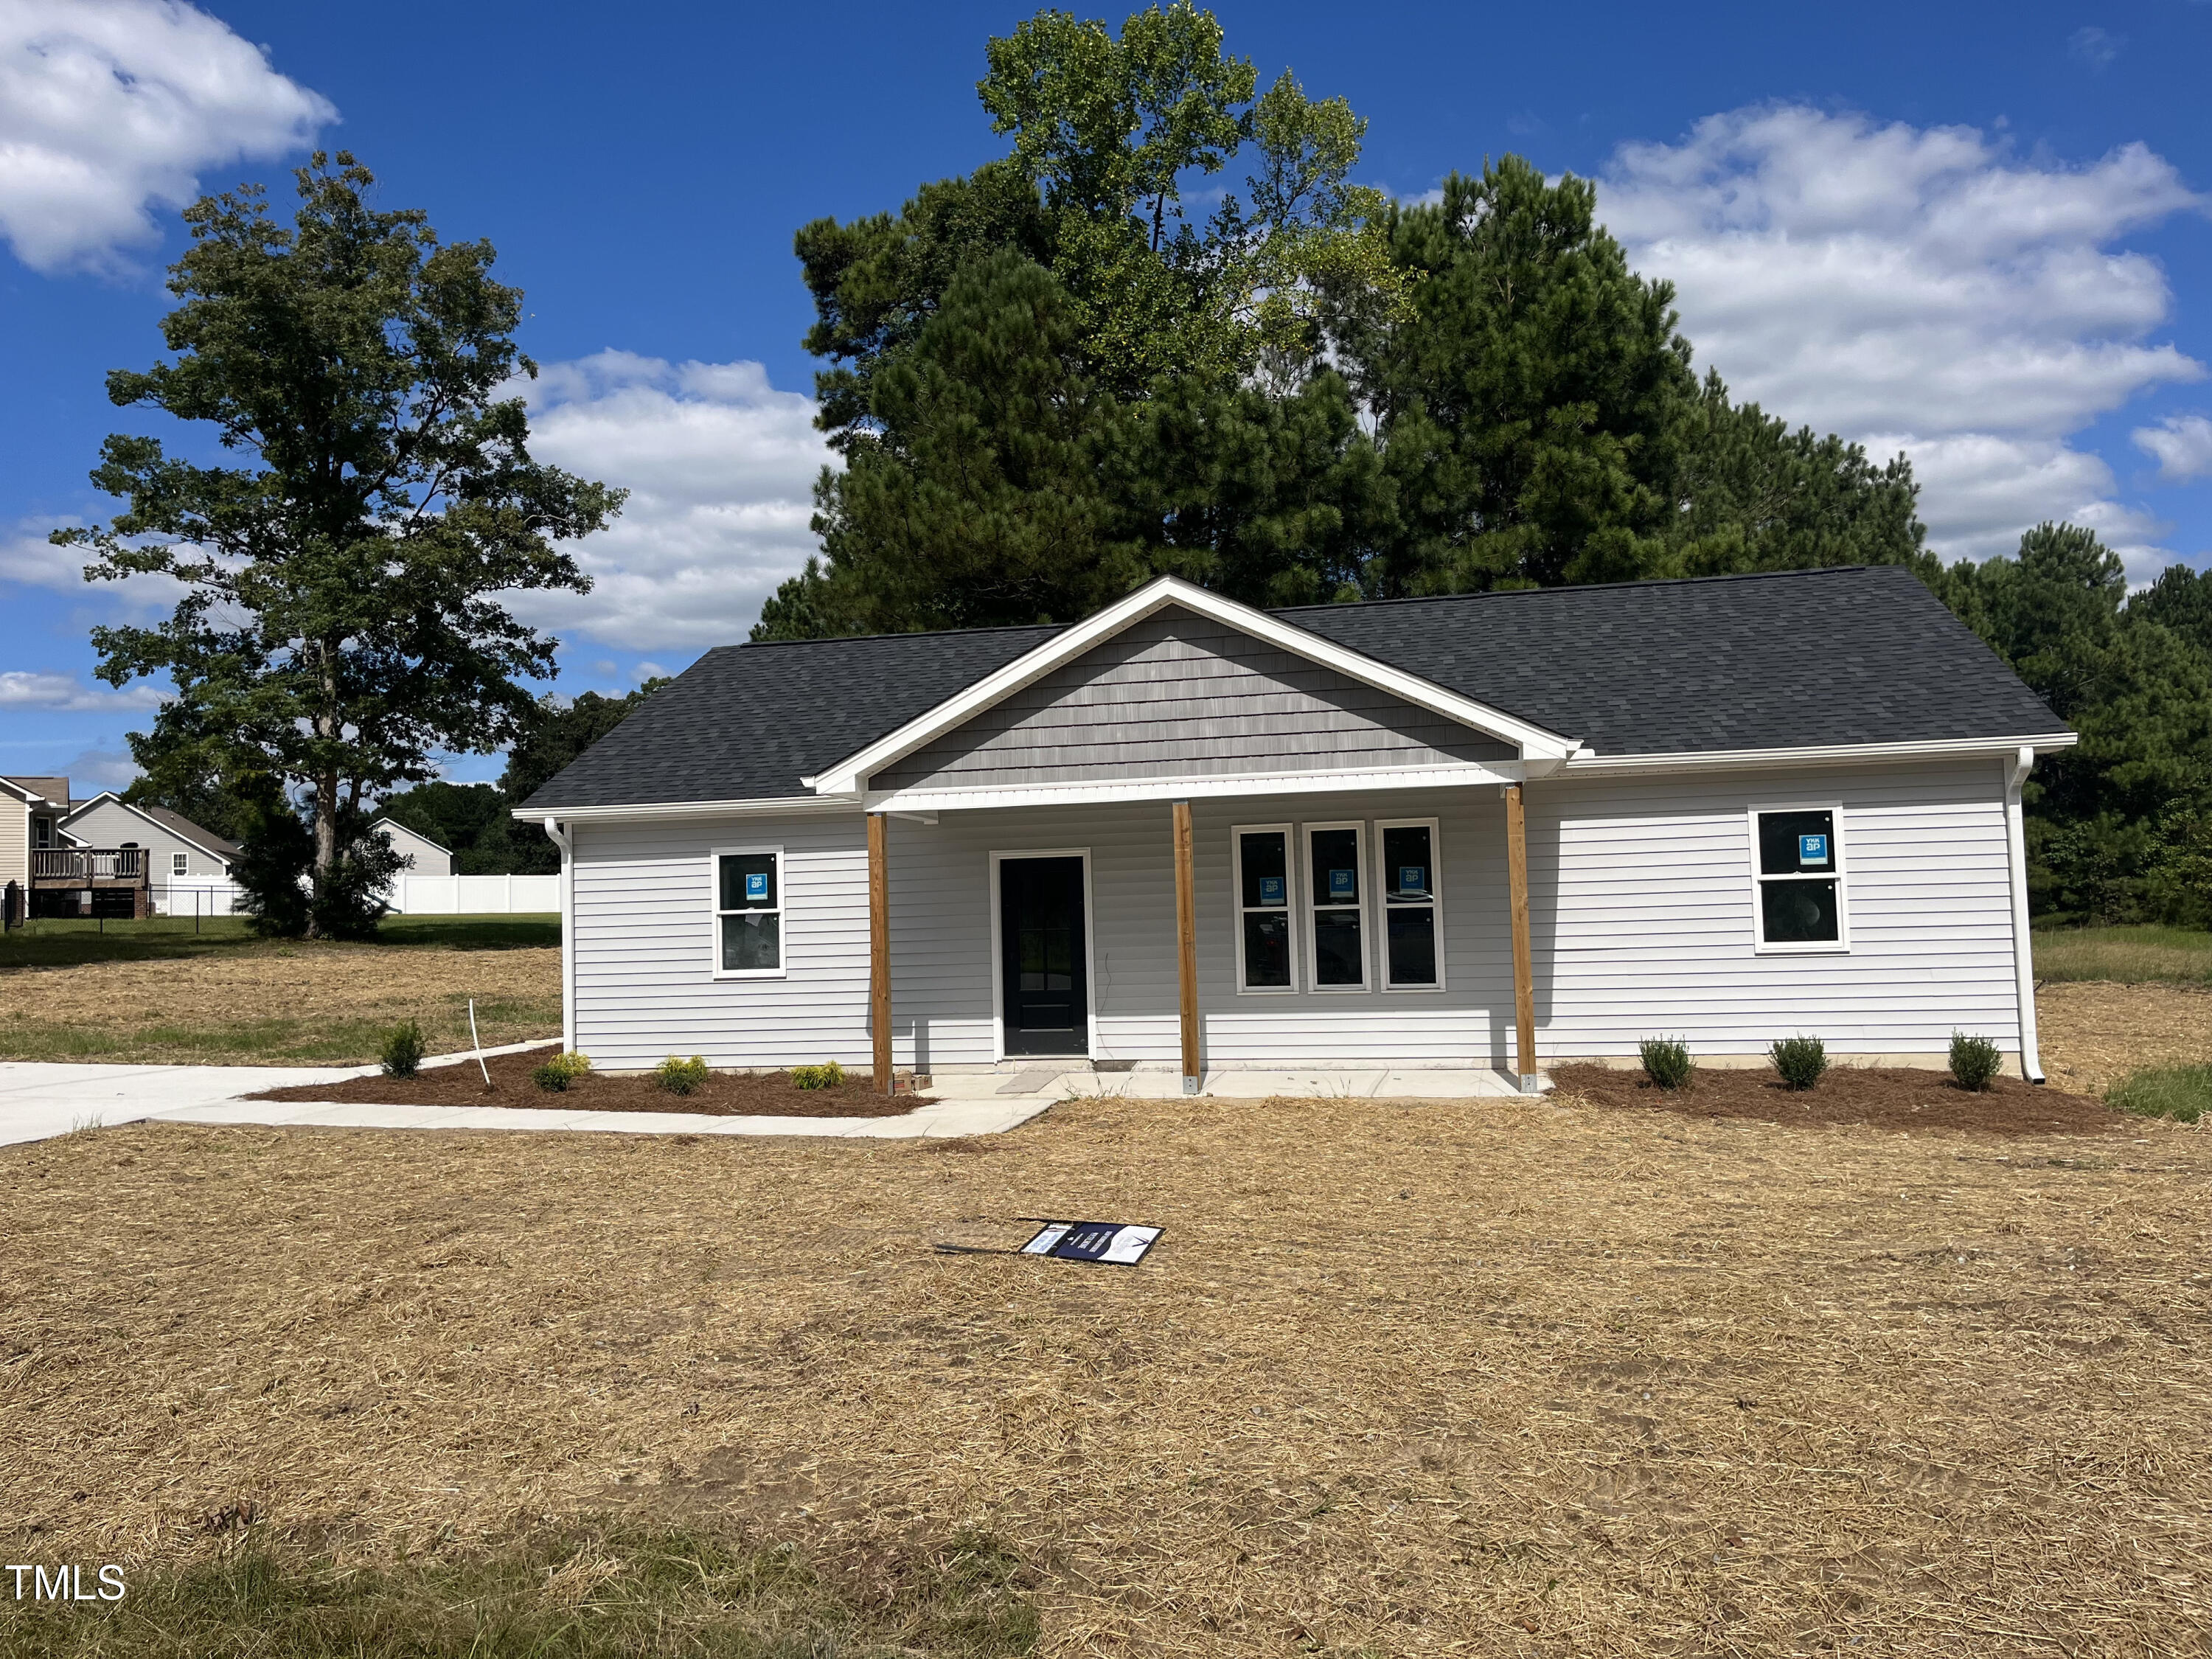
[0,942,559,1065]
[2037,980,2212,1096]
[4,1096,2208,1655]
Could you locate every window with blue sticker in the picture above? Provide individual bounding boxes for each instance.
[1235,828,1293,990]
[1380,821,1443,987]
[1754,810,1842,947]
[715,849,783,973]
[1307,825,1366,987]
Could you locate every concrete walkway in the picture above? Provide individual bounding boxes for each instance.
[0,1043,1055,1149]
[0,1047,1529,1152]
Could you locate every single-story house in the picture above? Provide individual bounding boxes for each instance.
[60,793,240,880]
[370,817,455,877]
[516,566,2073,1094]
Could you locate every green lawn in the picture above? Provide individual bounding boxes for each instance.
[0,1523,1035,1659]
[0,913,559,970]
[2032,923,2212,984]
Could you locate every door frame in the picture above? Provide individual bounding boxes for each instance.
[987,846,1096,1063]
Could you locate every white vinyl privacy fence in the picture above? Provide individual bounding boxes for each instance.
[389,874,560,914]
[145,874,560,918]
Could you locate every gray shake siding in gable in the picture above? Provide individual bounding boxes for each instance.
[872,607,1513,792]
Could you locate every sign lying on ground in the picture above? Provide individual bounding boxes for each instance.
[934,1217,1164,1265]
[1020,1219,1163,1265]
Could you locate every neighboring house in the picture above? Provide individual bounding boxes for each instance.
[517,567,2074,1093]
[371,818,454,876]
[60,793,240,880]
[3,776,159,919]
[0,775,71,904]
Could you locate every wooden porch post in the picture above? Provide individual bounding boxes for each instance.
[868,812,892,1095]
[1172,800,1201,1093]
[1505,782,1537,1087]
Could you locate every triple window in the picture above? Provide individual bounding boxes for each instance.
[1234,819,1444,993]
[1750,805,1848,950]
[713,846,785,977]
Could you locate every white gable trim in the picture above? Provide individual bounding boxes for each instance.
[804,577,1577,796]
[60,791,235,863]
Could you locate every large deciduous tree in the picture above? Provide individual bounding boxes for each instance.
[57,153,622,936]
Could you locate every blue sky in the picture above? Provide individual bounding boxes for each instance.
[4,0,2209,790]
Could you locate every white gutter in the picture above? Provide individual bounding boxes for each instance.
[2002,745,2046,1084]
[542,817,575,1054]
[1561,732,2077,776]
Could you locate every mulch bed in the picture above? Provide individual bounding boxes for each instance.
[247,1046,911,1117]
[1551,1061,2121,1135]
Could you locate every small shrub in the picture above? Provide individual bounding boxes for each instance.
[380,1020,425,1079]
[1949,1031,2003,1092]
[1638,1037,1694,1091]
[655,1055,710,1096]
[1770,1034,1827,1091]
[790,1061,845,1091]
[532,1051,592,1093]
[2108,1064,2212,1125]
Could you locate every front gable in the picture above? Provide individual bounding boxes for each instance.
[873,605,1516,793]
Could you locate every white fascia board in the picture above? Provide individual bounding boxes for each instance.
[862,761,1520,815]
[1558,732,2078,778]
[511,795,862,824]
[808,575,1577,794]
[57,789,120,823]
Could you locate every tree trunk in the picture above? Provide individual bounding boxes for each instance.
[307,637,340,939]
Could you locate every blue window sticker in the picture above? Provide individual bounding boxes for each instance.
[1258,875,1284,905]
[1329,868,1357,900]
[1399,865,1427,895]
[1798,833,1829,866]
[745,871,769,902]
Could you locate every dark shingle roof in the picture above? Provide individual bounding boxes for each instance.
[1284,564,2064,757]
[522,624,1060,812]
[521,566,2067,811]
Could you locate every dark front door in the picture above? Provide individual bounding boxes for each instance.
[999,856,1089,1057]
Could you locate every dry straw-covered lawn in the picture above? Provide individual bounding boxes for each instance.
[4,1080,2208,1655]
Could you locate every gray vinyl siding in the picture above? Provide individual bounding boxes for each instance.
[376,820,453,875]
[873,606,1512,792]
[58,799,226,877]
[1529,759,2022,1059]
[566,757,2025,1072]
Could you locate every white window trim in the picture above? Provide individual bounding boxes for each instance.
[170,852,189,877]
[1747,801,1851,955]
[710,843,788,980]
[1301,819,1371,992]
[1230,822,1298,995]
[1374,815,1447,992]
[986,847,1098,1063]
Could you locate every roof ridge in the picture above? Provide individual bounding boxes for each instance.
[728,620,1071,650]
[1272,564,1888,619]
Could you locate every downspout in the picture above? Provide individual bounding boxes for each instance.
[543,817,575,1055]
[2003,746,2045,1084]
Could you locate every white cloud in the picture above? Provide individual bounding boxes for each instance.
[1,515,194,617]
[0,0,335,274]
[509,351,834,650]
[0,669,167,711]
[2069,26,2124,67]
[1597,104,2208,574]
[61,748,139,790]
[2135,414,2212,483]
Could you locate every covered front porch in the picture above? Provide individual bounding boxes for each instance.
[844,779,1548,1099]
